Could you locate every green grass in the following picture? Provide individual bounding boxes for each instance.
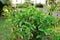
[0,18,8,40]
[0,18,6,33]
[0,18,6,40]
[0,18,12,40]
[0,18,6,28]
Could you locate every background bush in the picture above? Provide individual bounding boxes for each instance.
[35,3,43,8]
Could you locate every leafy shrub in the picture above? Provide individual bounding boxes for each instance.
[4,6,56,40]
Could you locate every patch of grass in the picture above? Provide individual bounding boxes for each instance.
[0,18,6,40]
[0,18,12,40]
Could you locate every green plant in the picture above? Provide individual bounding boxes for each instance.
[4,6,57,40]
[45,0,59,15]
